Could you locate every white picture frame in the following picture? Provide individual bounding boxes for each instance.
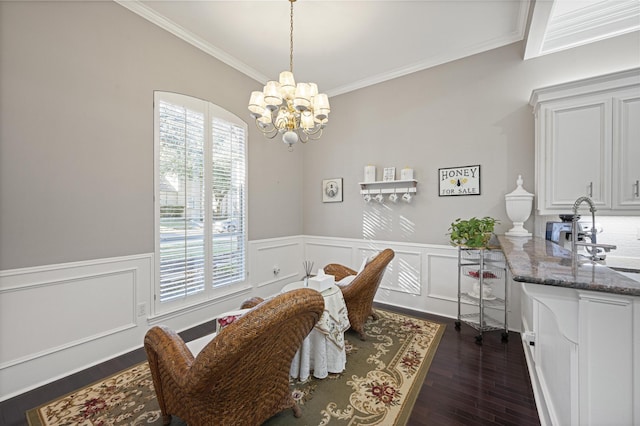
[322,178,343,203]
[383,167,396,182]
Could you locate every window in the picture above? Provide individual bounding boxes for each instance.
[154,92,247,310]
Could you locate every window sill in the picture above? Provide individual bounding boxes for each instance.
[147,283,253,325]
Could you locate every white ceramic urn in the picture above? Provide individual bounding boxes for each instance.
[505,175,534,237]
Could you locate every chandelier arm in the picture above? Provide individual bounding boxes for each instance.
[264,130,279,140]
[303,125,323,136]
[299,130,309,143]
[299,127,322,143]
[307,128,323,141]
[255,120,279,139]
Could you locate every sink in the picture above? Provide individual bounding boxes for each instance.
[591,256,640,274]
[616,270,640,283]
[605,258,640,274]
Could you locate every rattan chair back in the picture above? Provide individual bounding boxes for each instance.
[324,248,394,340]
[144,288,325,426]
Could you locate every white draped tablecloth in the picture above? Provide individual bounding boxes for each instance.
[282,281,350,381]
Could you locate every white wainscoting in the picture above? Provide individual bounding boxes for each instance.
[0,254,154,400]
[250,237,304,291]
[302,236,522,326]
[0,236,306,400]
[0,235,522,401]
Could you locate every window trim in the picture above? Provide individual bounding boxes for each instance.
[153,91,248,315]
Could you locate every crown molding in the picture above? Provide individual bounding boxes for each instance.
[114,0,267,85]
[115,0,531,98]
[539,0,640,56]
[529,67,640,107]
[328,31,525,98]
[327,0,530,97]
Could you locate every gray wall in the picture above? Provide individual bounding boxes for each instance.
[303,34,640,245]
[1,2,638,270]
[0,1,303,270]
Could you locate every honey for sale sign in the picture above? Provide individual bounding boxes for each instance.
[438,165,481,196]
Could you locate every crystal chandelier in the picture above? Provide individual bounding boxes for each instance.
[247,0,330,150]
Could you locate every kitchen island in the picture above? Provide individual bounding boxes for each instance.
[498,235,640,296]
[497,235,639,426]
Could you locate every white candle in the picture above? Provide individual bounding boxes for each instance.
[401,167,414,180]
[364,165,376,182]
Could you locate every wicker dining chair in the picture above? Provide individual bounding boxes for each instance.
[144,288,325,426]
[323,248,395,340]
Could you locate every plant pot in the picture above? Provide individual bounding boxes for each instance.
[471,282,496,300]
[448,217,499,248]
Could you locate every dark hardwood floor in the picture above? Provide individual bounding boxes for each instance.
[400,306,540,426]
[0,305,539,426]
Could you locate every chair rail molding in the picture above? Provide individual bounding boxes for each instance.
[302,235,521,327]
[0,234,522,401]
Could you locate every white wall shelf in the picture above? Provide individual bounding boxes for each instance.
[359,179,418,194]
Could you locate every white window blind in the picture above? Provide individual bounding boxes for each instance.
[211,117,246,287]
[155,92,247,306]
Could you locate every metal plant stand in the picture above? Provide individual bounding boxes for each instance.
[454,247,509,344]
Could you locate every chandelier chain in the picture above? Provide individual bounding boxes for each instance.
[289,0,294,73]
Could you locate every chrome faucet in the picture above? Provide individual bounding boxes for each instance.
[571,196,616,261]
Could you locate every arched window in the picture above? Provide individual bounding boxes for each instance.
[154,92,247,311]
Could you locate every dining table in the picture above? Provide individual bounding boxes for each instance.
[281,280,350,381]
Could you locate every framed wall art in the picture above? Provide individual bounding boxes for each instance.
[383,167,396,181]
[438,165,481,196]
[322,178,343,203]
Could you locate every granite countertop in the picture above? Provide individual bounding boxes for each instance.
[497,235,640,297]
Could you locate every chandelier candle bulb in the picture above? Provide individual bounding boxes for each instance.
[301,113,315,130]
[313,94,330,120]
[294,83,311,111]
[258,109,272,127]
[248,91,265,118]
[263,81,282,110]
[309,83,318,97]
[279,71,296,99]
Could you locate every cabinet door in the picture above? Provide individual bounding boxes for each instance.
[613,92,640,209]
[544,96,612,212]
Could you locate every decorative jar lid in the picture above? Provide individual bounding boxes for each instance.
[505,175,533,200]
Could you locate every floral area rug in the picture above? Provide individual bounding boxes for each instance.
[26,309,444,426]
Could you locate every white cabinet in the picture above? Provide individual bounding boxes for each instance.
[613,93,640,209]
[540,94,612,210]
[520,283,640,426]
[530,69,640,215]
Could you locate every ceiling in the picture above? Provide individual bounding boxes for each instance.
[116,0,640,97]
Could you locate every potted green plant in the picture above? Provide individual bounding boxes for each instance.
[448,216,499,248]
